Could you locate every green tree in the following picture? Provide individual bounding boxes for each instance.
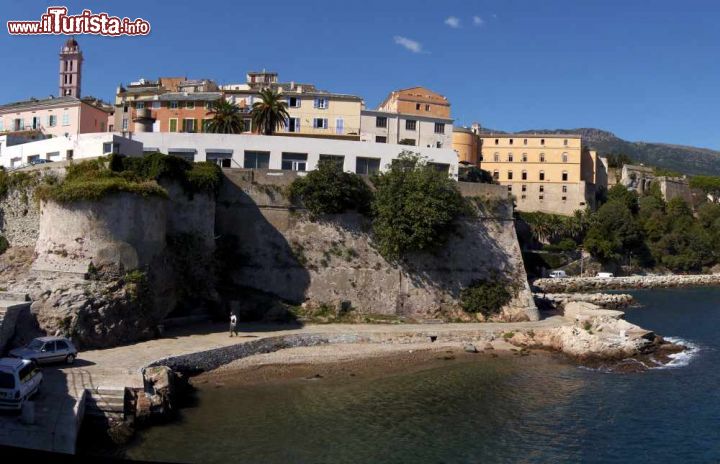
[250,88,290,135]
[288,160,373,217]
[583,201,647,265]
[606,184,639,213]
[371,152,464,260]
[206,99,245,134]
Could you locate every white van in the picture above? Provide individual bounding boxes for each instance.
[549,270,568,279]
[0,358,42,411]
[597,272,614,278]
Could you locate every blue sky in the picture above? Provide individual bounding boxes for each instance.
[1,0,719,149]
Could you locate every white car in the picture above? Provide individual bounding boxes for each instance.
[597,272,614,278]
[549,270,568,278]
[0,358,43,411]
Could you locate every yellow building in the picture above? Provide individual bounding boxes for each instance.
[451,127,481,166]
[223,71,363,140]
[477,131,606,215]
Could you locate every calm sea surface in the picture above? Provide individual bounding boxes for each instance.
[124,288,720,463]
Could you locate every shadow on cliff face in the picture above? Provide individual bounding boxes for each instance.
[214,176,310,324]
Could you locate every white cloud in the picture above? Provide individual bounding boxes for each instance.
[472,16,484,26]
[393,36,423,53]
[444,16,461,28]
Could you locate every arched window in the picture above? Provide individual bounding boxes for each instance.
[493,152,500,162]
[562,152,568,163]
[508,153,513,162]
[509,139,514,145]
[562,171,568,181]
[522,153,528,162]
[540,153,545,162]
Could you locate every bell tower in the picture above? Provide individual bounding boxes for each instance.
[59,37,82,97]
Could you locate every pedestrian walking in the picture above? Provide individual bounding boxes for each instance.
[229,313,238,337]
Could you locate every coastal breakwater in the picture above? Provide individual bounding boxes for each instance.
[535,292,634,309]
[534,274,720,293]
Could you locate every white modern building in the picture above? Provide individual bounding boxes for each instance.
[0,133,142,169]
[130,133,460,178]
[360,109,453,149]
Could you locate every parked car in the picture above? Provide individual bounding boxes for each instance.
[549,270,568,279]
[597,272,614,278]
[0,358,42,411]
[10,336,78,365]
[29,159,52,166]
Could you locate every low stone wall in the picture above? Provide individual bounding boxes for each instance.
[534,274,720,293]
[535,292,634,309]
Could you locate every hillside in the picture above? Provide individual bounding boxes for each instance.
[517,128,720,176]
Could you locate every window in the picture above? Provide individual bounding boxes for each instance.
[564,139,568,146]
[539,195,544,201]
[562,152,568,163]
[539,171,545,181]
[205,101,213,110]
[13,118,23,131]
[541,138,545,145]
[314,98,328,109]
[169,150,194,162]
[562,185,568,193]
[186,101,195,110]
[182,118,196,133]
[508,153,513,162]
[416,103,421,110]
[493,170,499,180]
[428,163,450,174]
[122,118,128,131]
[522,185,527,192]
[136,102,145,109]
[540,153,545,162]
[493,153,500,162]
[509,139,514,145]
[62,112,70,126]
[123,105,128,113]
[425,104,430,111]
[207,151,233,168]
[376,116,387,128]
[313,118,328,129]
[507,171,513,180]
[522,153,527,162]
[287,97,300,108]
[287,117,300,132]
[523,139,528,145]
[281,152,308,171]
[319,154,345,169]
[336,118,344,135]
[522,170,527,180]
[103,142,113,153]
[495,139,499,145]
[539,185,545,193]
[356,157,380,175]
[169,118,177,132]
[152,101,161,109]
[170,101,179,109]
[562,171,568,181]
[508,185,512,192]
[66,149,73,160]
[434,123,445,134]
[405,120,417,131]
[562,196,567,201]
[244,151,270,169]
[32,116,40,129]
[375,136,387,143]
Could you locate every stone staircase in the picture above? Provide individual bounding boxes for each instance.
[84,388,128,423]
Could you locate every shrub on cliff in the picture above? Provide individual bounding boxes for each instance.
[460,277,513,318]
[288,159,372,217]
[371,152,464,260]
[111,153,222,196]
[0,236,8,255]
[36,158,167,203]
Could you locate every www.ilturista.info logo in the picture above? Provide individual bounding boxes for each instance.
[7,7,150,36]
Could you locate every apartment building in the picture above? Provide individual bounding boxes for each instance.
[360,87,453,148]
[478,129,606,215]
[0,96,111,138]
[114,78,222,134]
[222,71,364,140]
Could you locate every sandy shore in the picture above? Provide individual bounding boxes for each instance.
[191,339,544,387]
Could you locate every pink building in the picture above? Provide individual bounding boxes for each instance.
[0,38,111,138]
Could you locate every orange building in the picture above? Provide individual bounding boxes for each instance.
[377,87,451,119]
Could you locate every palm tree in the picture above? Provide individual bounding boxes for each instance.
[250,88,290,135]
[206,99,245,134]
